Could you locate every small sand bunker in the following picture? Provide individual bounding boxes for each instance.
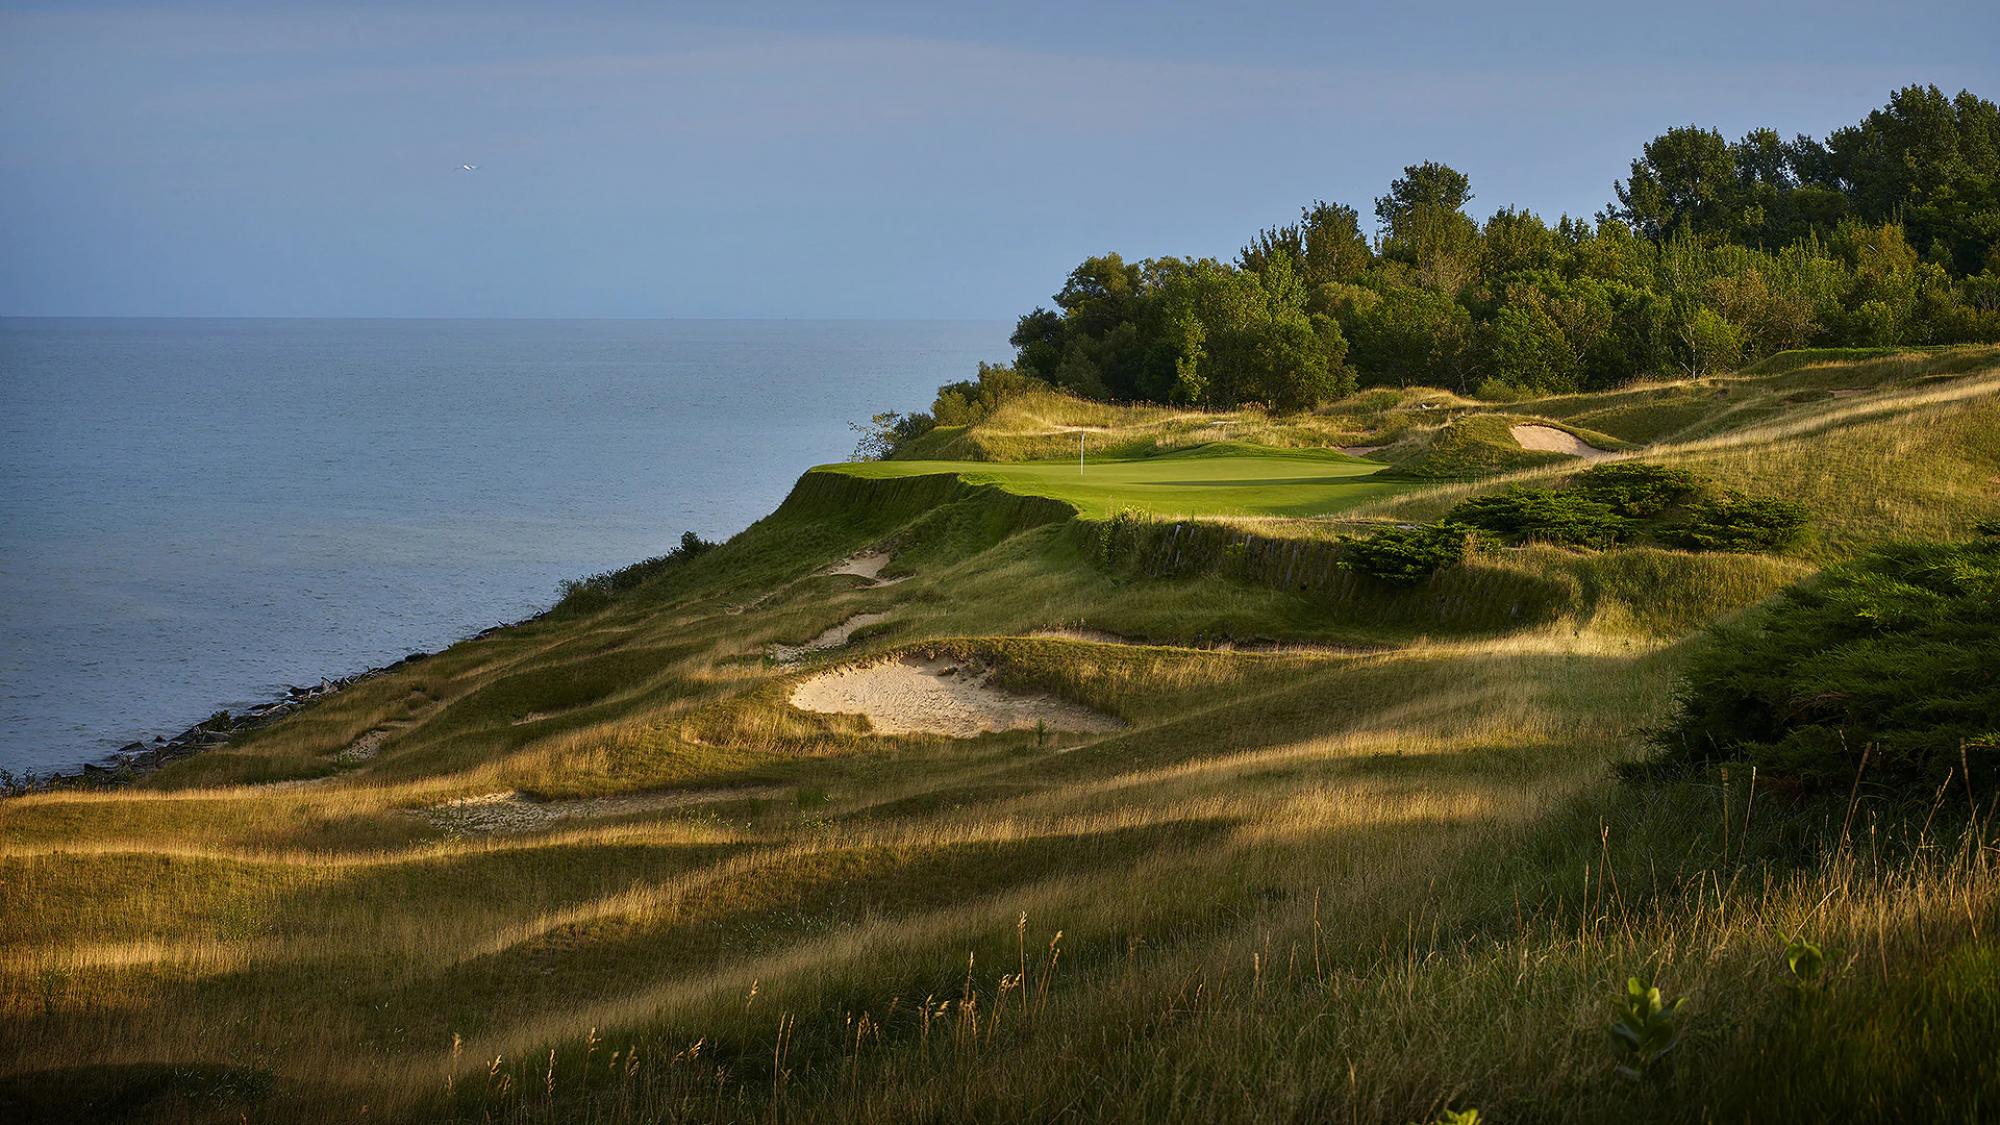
[824,550,909,588]
[1339,444,1385,457]
[789,655,1123,739]
[1509,424,1615,462]
[418,785,784,835]
[770,612,892,663]
[825,550,892,580]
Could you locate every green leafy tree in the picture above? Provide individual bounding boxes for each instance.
[1240,200,1371,287]
[1481,207,1558,278]
[1821,85,2000,275]
[1349,285,1477,390]
[1375,161,1474,236]
[1485,299,1579,393]
[1382,204,1484,294]
[1612,125,1741,241]
[1155,255,1353,409]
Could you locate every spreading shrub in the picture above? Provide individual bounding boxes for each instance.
[930,363,1048,427]
[556,530,718,613]
[1651,534,2000,790]
[1572,463,1704,518]
[1338,523,1472,586]
[1446,487,1632,548]
[1673,494,1810,552]
[1439,465,1807,556]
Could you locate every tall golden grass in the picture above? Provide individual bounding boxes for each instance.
[2,348,1995,1122]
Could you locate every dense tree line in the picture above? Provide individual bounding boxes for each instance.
[994,86,2000,411]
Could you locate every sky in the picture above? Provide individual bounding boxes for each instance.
[2,1,1996,319]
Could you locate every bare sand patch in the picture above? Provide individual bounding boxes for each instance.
[417,785,785,835]
[1339,445,1385,457]
[771,612,892,663]
[789,655,1123,738]
[1509,424,1615,461]
[822,550,911,588]
[825,550,893,580]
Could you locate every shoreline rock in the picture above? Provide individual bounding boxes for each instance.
[4,630,500,795]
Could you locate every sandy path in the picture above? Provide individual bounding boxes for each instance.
[770,612,892,663]
[789,655,1122,738]
[1509,424,1615,461]
[418,785,786,834]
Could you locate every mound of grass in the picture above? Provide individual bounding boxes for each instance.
[1373,414,1632,480]
[1652,532,2000,789]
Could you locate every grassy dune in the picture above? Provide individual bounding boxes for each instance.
[2,348,1997,1123]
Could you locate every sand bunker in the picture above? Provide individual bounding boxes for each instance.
[1339,444,1385,457]
[1509,424,1615,461]
[770,612,892,663]
[418,785,784,835]
[825,550,892,580]
[789,655,1123,738]
[823,550,910,588]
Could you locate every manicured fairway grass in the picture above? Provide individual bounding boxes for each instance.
[823,442,1410,518]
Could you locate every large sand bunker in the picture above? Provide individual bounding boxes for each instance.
[789,655,1123,738]
[770,612,892,663]
[1509,424,1615,461]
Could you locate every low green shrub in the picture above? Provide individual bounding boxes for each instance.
[1338,523,1472,586]
[1571,463,1704,518]
[1651,534,2000,790]
[1447,487,1632,548]
[555,530,718,612]
[1443,465,1808,556]
[1673,494,1811,552]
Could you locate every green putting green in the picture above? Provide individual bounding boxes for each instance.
[821,443,1412,519]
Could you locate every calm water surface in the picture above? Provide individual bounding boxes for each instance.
[0,318,1008,774]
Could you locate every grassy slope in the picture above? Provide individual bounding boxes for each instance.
[1,348,1997,1124]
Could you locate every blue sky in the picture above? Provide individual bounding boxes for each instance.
[3,1,1996,318]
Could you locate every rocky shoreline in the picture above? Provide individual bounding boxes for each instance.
[5,621,523,794]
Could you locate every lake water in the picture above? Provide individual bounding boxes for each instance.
[0,318,1009,776]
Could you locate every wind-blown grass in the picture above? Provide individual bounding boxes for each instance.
[1,347,1995,1124]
